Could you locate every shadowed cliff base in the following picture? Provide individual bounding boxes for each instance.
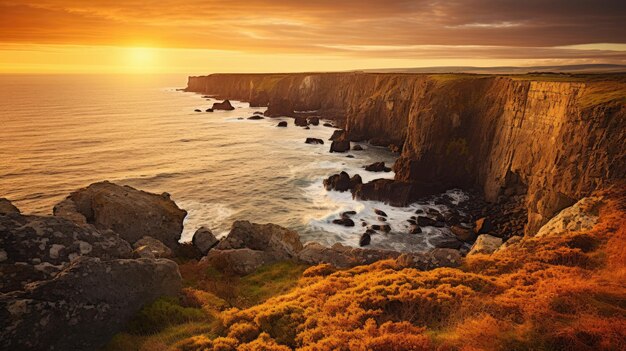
[186,72,626,235]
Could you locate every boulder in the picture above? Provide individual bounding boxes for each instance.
[204,248,269,275]
[253,111,264,115]
[370,224,391,233]
[323,172,362,192]
[409,225,422,234]
[323,123,334,127]
[330,140,351,153]
[450,225,476,242]
[215,221,303,260]
[416,216,437,227]
[396,248,462,270]
[132,236,173,258]
[535,196,603,237]
[429,235,464,249]
[205,108,213,112]
[194,109,202,112]
[247,115,264,120]
[212,99,235,111]
[308,117,320,125]
[305,138,324,145]
[468,234,503,255]
[359,232,371,247]
[364,162,391,172]
[0,198,20,215]
[1,213,132,293]
[192,227,219,255]
[332,218,355,227]
[374,209,388,217]
[474,217,493,235]
[277,121,288,127]
[0,257,181,351]
[53,181,187,251]
[297,242,399,268]
[352,145,364,151]
[329,129,345,141]
[352,179,416,207]
[294,116,308,127]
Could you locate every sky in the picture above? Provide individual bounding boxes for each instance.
[0,0,625,74]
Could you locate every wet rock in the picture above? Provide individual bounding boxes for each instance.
[409,225,422,234]
[330,140,351,153]
[276,121,288,127]
[333,218,355,227]
[308,117,320,125]
[352,179,419,207]
[323,123,334,127]
[0,257,181,351]
[205,108,213,112]
[192,227,219,255]
[194,109,202,112]
[341,211,357,217]
[205,248,269,275]
[352,145,364,151]
[416,216,437,227]
[364,162,391,172]
[370,224,391,233]
[450,225,476,242]
[305,138,324,145]
[329,129,345,141]
[374,209,388,217]
[378,216,387,222]
[323,172,362,192]
[53,181,187,251]
[212,99,235,110]
[247,115,264,120]
[253,111,264,115]
[294,116,308,127]
[429,235,464,249]
[132,236,173,258]
[359,232,371,247]
[0,198,20,215]
[346,155,354,158]
[468,234,503,255]
[215,220,303,261]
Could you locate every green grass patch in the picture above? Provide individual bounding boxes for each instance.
[127,297,209,335]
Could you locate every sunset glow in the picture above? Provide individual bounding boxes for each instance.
[0,0,624,73]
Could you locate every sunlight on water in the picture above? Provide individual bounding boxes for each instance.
[0,74,459,252]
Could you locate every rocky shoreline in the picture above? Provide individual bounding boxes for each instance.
[2,181,493,350]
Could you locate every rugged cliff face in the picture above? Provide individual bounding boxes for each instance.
[186,73,626,234]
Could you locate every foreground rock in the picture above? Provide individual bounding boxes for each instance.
[53,181,187,250]
[192,227,219,255]
[205,248,268,275]
[364,162,391,172]
[211,99,235,110]
[535,196,603,237]
[133,236,173,258]
[323,171,362,192]
[0,257,181,351]
[468,234,503,255]
[0,198,20,215]
[330,140,350,152]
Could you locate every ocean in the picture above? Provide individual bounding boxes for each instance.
[0,74,463,252]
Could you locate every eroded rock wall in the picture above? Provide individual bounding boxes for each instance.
[186,73,626,234]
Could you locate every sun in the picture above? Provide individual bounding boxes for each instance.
[125,47,158,73]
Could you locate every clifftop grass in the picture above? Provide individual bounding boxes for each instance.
[106,185,626,351]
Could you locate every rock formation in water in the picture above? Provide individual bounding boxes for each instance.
[186,73,626,234]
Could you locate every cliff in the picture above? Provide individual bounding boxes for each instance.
[186,73,626,234]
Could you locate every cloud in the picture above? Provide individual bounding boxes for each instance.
[0,0,624,65]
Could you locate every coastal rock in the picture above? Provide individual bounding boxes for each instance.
[332,218,355,227]
[247,115,264,120]
[329,129,345,141]
[308,117,320,125]
[359,232,371,247]
[297,242,399,268]
[277,121,288,127]
[204,248,269,275]
[53,181,187,250]
[212,99,235,111]
[429,235,464,249]
[330,140,350,153]
[450,225,476,242]
[323,171,362,192]
[468,234,503,255]
[215,220,303,260]
[396,248,462,270]
[352,179,426,207]
[323,123,334,127]
[0,198,20,215]
[364,162,391,172]
[416,216,436,227]
[294,116,308,127]
[353,145,364,151]
[305,138,324,145]
[535,196,603,237]
[132,236,173,258]
[192,227,219,255]
[206,108,213,112]
[194,109,202,112]
[474,217,493,235]
[0,257,181,351]
[374,209,388,217]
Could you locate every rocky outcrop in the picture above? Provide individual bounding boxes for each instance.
[187,73,626,234]
[0,198,20,215]
[0,257,181,351]
[468,234,503,255]
[0,196,182,350]
[53,181,187,250]
[192,227,219,255]
[212,99,235,110]
[323,171,362,192]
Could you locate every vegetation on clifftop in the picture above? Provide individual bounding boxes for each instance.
[106,185,626,351]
